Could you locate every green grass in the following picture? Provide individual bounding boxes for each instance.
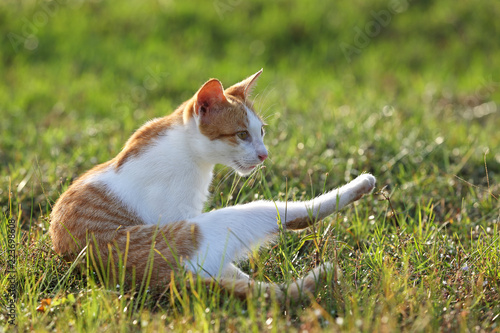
[1,0,500,331]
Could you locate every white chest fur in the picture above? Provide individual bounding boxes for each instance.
[94,125,214,225]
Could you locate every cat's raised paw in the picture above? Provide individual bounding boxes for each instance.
[359,173,376,191]
[351,174,376,200]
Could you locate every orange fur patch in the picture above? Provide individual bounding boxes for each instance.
[197,97,250,144]
[114,110,184,169]
[50,176,142,254]
[93,221,201,286]
[285,216,316,230]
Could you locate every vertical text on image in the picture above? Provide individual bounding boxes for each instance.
[6,218,17,326]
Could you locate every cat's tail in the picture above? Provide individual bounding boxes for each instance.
[201,263,338,302]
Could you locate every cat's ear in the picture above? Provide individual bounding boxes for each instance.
[225,69,263,100]
[195,79,228,116]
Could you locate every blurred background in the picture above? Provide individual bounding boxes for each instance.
[1,0,499,217]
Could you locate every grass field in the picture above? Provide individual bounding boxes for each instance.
[1,0,500,331]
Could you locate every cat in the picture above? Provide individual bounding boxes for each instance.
[49,69,376,300]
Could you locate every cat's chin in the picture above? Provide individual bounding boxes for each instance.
[236,171,251,177]
[236,166,256,177]
[232,161,257,176]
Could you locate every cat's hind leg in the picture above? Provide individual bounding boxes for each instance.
[205,262,336,301]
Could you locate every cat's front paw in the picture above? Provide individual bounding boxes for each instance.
[351,173,376,200]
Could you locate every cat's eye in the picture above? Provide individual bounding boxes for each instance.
[236,131,249,140]
[261,126,265,137]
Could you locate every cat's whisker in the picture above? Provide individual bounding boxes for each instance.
[255,86,277,119]
[220,170,236,189]
[213,167,235,194]
[254,84,274,108]
[262,110,278,122]
[213,165,230,180]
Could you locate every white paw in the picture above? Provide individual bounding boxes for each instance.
[351,173,376,200]
[357,173,376,192]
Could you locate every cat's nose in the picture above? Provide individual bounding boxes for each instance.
[258,153,268,161]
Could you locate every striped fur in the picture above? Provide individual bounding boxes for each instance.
[49,70,376,300]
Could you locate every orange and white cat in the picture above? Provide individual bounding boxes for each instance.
[50,69,376,300]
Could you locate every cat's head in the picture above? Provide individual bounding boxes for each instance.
[191,70,268,176]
